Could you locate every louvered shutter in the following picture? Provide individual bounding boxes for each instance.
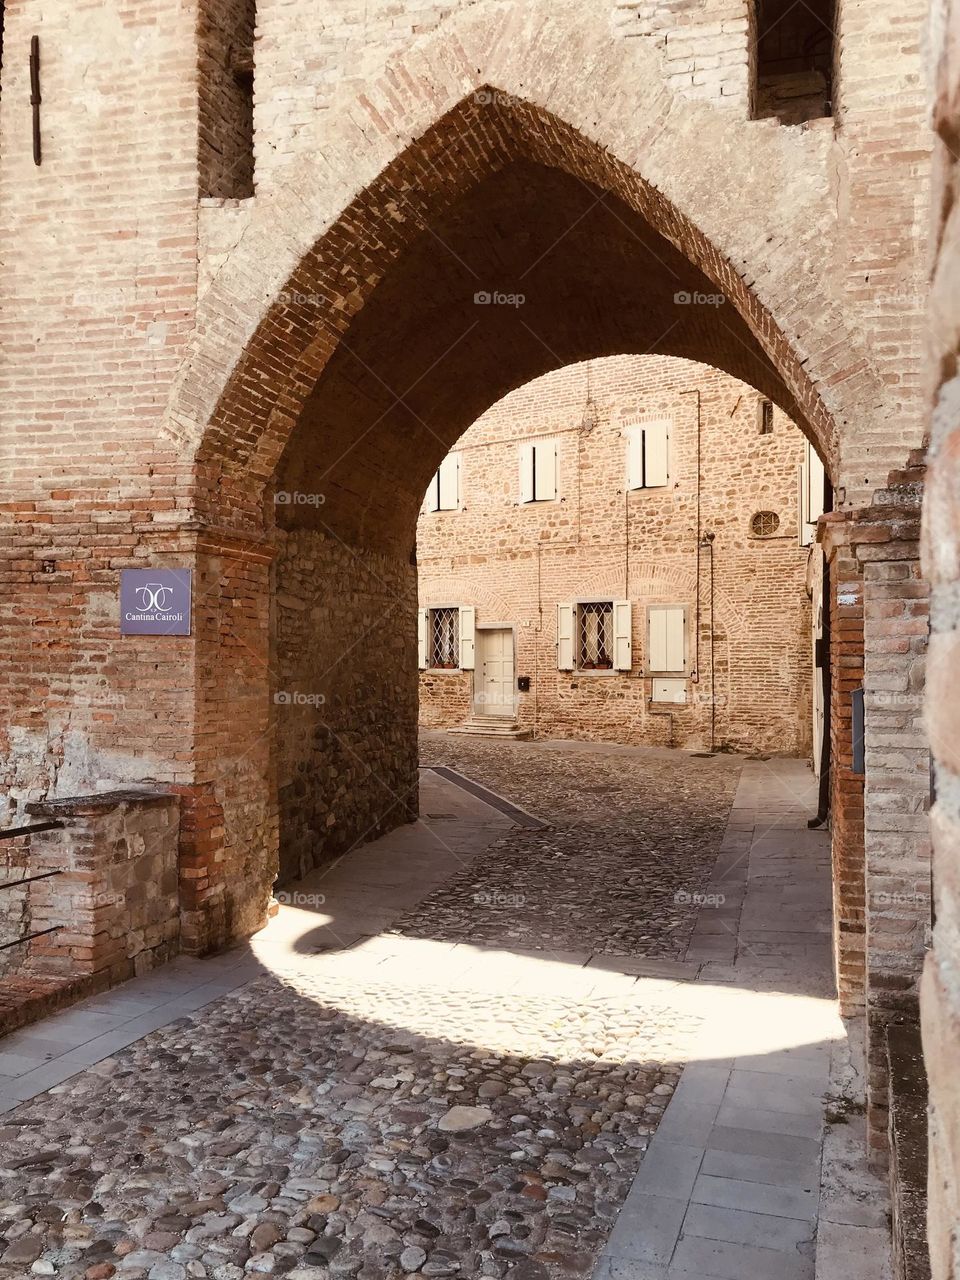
[438,452,460,510]
[417,608,428,669]
[613,600,632,670]
[459,606,476,670]
[626,427,644,490]
[557,603,575,670]
[643,421,669,488]
[534,438,558,500]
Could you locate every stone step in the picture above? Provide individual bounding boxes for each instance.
[449,719,531,739]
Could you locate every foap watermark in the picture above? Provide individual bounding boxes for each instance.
[674,290,726,308]
[275,890,327,907]
[874,890,927,908]
[275,490,325,507]
[78,891,127,909]
[277,289,325,307]
[472,88,519,107]
[474,290,526,309]
[473,889,527,908]
[274,691,326,707]
[674,889,726,907]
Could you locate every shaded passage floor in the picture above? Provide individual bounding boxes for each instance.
[0,740,882,1280]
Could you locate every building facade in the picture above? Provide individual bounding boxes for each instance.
[418,356,822,757]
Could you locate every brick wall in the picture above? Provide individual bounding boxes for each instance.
[921,0,960,1273]
[418,355,815,756]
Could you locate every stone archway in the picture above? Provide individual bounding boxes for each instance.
[170,77,867,951]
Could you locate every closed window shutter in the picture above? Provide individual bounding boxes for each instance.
[459,606,476,670]
[557,603,575,670]
[648,605,685,672]
[519,442,535,503]
[626,427,644,490]
[417,608,428,669]
[534,438,558,500]
[438,452,460,510]
[613,600,632,670]
[643,421,670,487]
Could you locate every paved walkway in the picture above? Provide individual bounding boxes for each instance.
[0,742,891,1280]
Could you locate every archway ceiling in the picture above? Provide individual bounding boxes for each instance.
[277,160,801,552]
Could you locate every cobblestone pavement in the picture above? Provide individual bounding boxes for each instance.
[405,735,743,958]
[0,741,750,1280]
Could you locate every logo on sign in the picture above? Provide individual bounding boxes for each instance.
[120,569,192,636]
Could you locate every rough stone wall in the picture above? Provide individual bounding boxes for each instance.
[921,0,960,1273]
[418,356,814,756]
[273,531,419,883]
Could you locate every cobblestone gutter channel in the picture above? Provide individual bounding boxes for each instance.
[0,739,749,1280]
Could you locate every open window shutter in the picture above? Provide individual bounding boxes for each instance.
[613,600,632,670]
[534,438,558,500]
[557,603,575,670]
[425,472,440,512]
[438,452,459,510]
[806,443,825,524]
[644,421,669,487]
[459,606,476,670]
[417,608,428,669]
[519,442,535,503]
[626,428,644,490]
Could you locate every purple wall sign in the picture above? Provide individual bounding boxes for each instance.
[120,569,192,636]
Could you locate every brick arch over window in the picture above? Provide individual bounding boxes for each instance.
[175,0,883,532]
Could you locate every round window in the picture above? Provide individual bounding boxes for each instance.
[751,510,781,537]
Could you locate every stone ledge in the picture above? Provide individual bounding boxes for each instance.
[26,789,178,819]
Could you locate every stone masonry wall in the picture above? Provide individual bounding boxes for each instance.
[273,531,419,883]
[418,356,814,756]
[921,0,960,1274]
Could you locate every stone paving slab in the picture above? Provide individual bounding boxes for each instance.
[593,758,875,1280]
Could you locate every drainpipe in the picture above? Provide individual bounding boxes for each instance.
[700,531,716,752]
[680,389,703,682]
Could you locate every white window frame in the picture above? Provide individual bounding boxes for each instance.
[519,437,559,503]
[646,604,688,675]
[425,452,461,512]
[556,599,632,673]
[418,605,475,671]
[626,420,670,491]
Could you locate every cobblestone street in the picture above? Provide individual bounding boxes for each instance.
[0,740,857,1280]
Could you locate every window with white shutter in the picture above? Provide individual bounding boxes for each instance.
[520,438,558,502]
[798,441,826,546]
[647,605,686,673]
[626,421,670,490]
[557,603,575,670]
[425,452,461,512]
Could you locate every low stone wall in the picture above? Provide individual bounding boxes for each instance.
[24,790,181,982]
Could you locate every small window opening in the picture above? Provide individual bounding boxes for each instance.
[753,0,836,125]
[199,0,256,198]
[751,510,781,538]
[430,608,460,669]
[577,602,614,671]
[759,400,774,435]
